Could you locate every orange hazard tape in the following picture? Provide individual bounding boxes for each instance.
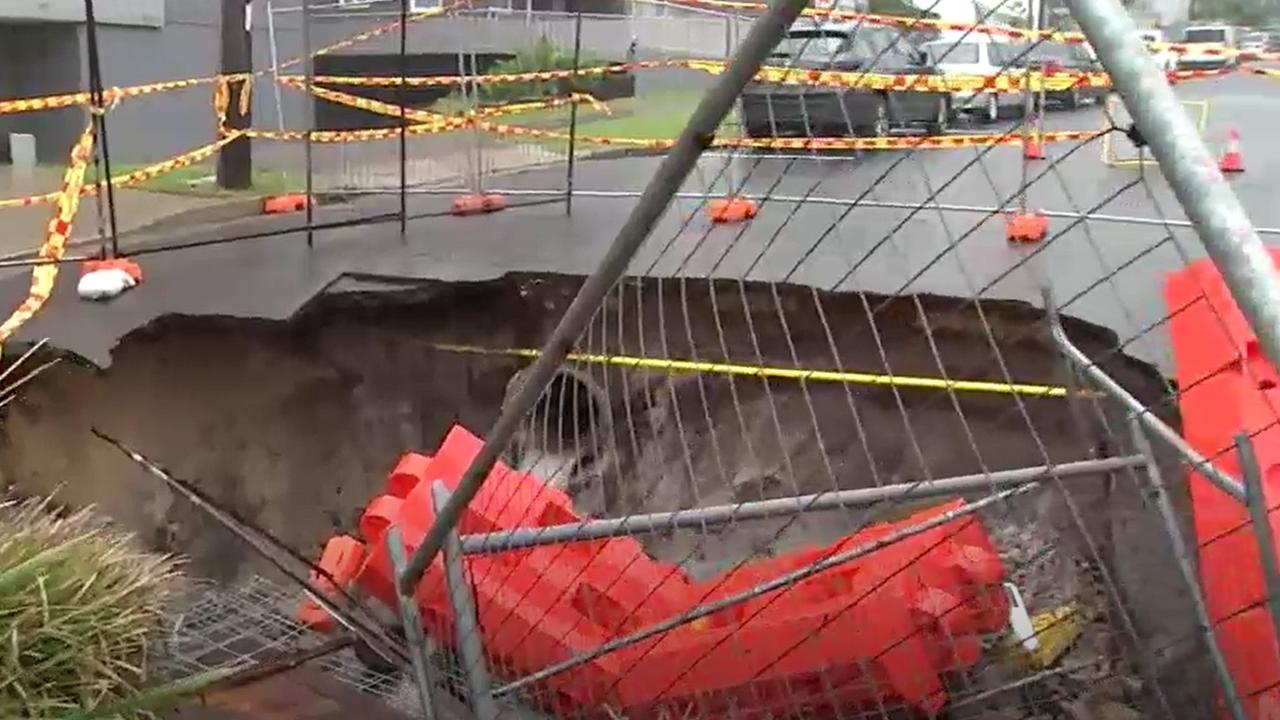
[709,60,1112,93]
[0,133,245,210]
[276,4,454,71]
[276,75,1104,151]
[0,75,247,116]
[652,0,1280,61]
[282,60,681,87]
[477,122,1103,150]
[0,126,94,345]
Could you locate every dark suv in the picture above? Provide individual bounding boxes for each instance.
[739,23,950,138]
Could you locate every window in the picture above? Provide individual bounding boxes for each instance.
[1184,28,1228,43]
[925,42,981,64]
[774,31,850,61]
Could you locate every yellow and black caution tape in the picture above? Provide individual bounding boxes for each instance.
[0,132,245,210]
[284,78,1103,150]
[646,0,1280,61]
[430,343,1069,398]
[0,125,95,345]
[0,75,248,116]
[281,59,680,87]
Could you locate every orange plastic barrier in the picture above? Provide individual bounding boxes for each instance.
[1166,251,1280,720]
[304,424,1008,718]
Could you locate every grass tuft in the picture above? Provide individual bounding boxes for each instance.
[0,497,182,719]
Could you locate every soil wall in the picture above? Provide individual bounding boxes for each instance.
[0,273,1211,716]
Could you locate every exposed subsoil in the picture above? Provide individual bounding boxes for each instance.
[0,273,1215,717]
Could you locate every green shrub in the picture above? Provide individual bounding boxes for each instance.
[471,35,611,104]
[0,498,182,718]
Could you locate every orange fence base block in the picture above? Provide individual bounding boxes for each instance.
[1022,138,1045,160]
[1005,211,1049,243]
[296,535,367,632]
[706,196,758,224]
[451,193,508,216]
[263,194,311,214]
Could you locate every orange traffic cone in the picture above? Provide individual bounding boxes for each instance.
[1220,127,1244,173]
[1022,114,1045,160]
[1023,135,1045,161]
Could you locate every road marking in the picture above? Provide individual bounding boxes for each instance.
[430,343,1069,398]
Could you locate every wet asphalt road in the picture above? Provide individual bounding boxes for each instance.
[5,69,1279,372]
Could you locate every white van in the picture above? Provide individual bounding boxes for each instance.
[1178,25,1239,69]
[920,35,1024,123]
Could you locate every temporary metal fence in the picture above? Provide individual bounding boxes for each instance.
[84,0,1280,715]
[347,0,1280,717]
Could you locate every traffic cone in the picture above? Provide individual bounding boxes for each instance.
[1022,114,1045,160]
[1220,127,1244,173]
[1023,134,1045,160]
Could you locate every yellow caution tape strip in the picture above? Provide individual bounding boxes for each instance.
[282,60,681,87]
[649,0,1280,61]
[273,79,1106,150]
[0,126,95,345]
[0,133,245,210]
[430,343,1069,397]
[276,4,454,71]
[0,75,248,116]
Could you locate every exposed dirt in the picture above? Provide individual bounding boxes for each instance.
[0,273,1214,717]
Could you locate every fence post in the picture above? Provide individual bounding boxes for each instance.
[1129,420,1247,720]
[385,525,442,720]
[431,481,499,720]
[1066,0,1280,373]
[1235,432,1280,663]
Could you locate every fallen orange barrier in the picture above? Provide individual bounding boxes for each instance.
[263,194,311,214]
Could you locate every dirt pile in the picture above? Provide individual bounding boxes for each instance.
[0,273,1212,716]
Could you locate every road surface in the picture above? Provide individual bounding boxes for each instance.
[3,69,1278,373]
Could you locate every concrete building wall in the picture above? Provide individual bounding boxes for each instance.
[0,23,86,163]
[0,0,163,27]
[2,0,731,168]
[91,0,222,163]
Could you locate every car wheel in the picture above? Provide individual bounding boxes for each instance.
[857,96,890,137]
[1064,88,1081,110]
[871,96,890,136]
[984,93,999,123]
[925,97,949,135]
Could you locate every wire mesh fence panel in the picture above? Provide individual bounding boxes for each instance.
[362,2,1280,720]
[181,0,1280,719]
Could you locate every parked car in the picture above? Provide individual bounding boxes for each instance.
[1015,41,1109,109]
[740,23,950,138]
[1136,29,1176,71]
[1177,25,1239,69]
[920,35,1025,123]
[1239,31,1280,53]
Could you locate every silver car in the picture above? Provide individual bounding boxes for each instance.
[921,37,1026,123]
